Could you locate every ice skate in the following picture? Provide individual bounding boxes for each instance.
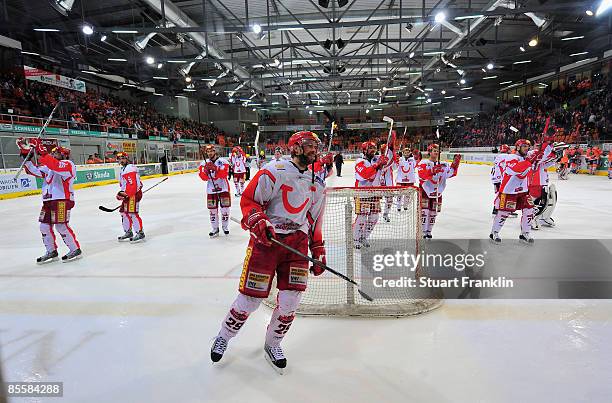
[61,248,82,262]
[489,232,501,245]
[541,218,555,227]
[223,229,230,235]
[382,213,390,223]
[209,229,220,238]
[118,230,133,242]
[36,250,58,265]
[130,230,146,243]
[519,233,534,245]
[210,335,228,363]
[264,344,287,374]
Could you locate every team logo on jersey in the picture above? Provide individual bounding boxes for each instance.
[400,166,411,173]
[280,184,310,214]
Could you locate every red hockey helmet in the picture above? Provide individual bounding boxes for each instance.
[499,144,510,153]
[288,131,321,148]
[515,139,531,148]
[51,146,70,158]
[427,143,440,152]
[361,141,376,153]
[116,151,129,159]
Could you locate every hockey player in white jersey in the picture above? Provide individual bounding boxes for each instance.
[489,135,554,244]
[417,144,461,239]
[379,143,396,222]
[199,145,231,237]
[229,146,247,196]
[116,152,145,243]
[210,131,326,373]
[18,139,82,263]
[395,146,417,211]
[491,144,513,215]
[353,141,390,248]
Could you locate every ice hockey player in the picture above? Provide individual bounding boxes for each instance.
[257,149,266,169]
[528,144,557,230]
[491,144,513,215]
[230,146,247,196]
[116,152,145,243]
[585,145,602,175]
[272,146,283,162]
[379,143,396,222]
[199,145,231,237]
[18,138,82,263]
[395,146,417,211]
[210,131,326,373]
[417,144,461,239]
[353,141,390,248]
[313,152,334,183]
[489,136,553,245]
[558,148,570,180]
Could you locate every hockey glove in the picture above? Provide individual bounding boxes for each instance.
[245,211,276,247]
[204,161,217,172]
[33,140,48,156]
[116,191,128,201]
[375,155,389,169]
[432,164,445,174]
[310,243,326,276]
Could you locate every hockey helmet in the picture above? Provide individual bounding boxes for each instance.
[515,139,531,148]
[116,151,129,159]
[51,146,70,158]
[427,143,440,152]
[288,131,321,148]
[361,141,376,153]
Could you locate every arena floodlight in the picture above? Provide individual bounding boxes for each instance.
[134,33,157,52]
[82,24,94,35]
[48,0,75,16]
[434,11,446,23]
[596,0,612,16]
[252,24,262,34]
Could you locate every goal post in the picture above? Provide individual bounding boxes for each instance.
[264,186,443,317]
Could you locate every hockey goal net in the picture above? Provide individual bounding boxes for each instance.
[265,186,442,317]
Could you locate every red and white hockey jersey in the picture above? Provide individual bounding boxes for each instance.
[230,153,247,173]
[119,164,143,196]
[528,145,554,187]
[313,161,333,183]
[396,156,417,184]
[240,159,325,244]
[354,156,385,187]
[490,153,513,184]
[199,158,230,194]
[417,159,457,198]
[24,154,76,201]
[498,155,532,194]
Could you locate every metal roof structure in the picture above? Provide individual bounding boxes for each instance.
[2,0,611,112]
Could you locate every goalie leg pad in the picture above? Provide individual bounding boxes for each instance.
[219,293,263,341]
[265,290,302,347]
[540,184,557,221]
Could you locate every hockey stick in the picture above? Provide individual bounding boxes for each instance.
[327,121,336,152]
[13,101,62,180]
[98,177,169,212]
[230,217,374,301]
[382,116,394,149]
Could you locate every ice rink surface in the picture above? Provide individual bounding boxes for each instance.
[1,162,611,403]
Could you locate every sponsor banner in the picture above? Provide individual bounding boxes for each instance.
[75,168,115,184]
[122,141,137,154]
[105,140,123,153]
[136,164,161,177]
[186,161,199,169]
[24,65,86,93]
[169,162,187,172]
[0,173,39,194]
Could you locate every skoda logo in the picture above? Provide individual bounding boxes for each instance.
[85,172,94,180]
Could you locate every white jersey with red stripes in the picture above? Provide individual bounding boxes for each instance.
[119,164,143,196]
[354,156,384,187]
[498,154,532,194]
[241,159,325,239]
[230,154,247,173]
[529,145,555,187]
[490,153,513,184]
[24,155,76,202]
[417,158,457,198]
[396,156,417,184]
[199,158,231,194]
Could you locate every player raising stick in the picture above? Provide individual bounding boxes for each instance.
[489,135,553,245]
[417,144,461,239]
[395,147,417,211]
[491,144,513,215]
[230,146,247,196]
[379,143,396,222]
[199,145,231,237]
[210,131,326,373]
[18,139,82,263]
[116,152,145,243]
[353,141,390,248]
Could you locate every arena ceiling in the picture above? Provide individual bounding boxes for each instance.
[2,0,611,112]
